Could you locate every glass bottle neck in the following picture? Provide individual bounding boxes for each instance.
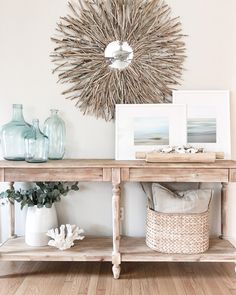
[12,105,24,122]
[50,109,59,117]
[32,120,40,132]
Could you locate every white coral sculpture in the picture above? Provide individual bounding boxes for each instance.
[47,224,85,250]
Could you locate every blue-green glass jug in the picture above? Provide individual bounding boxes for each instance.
[1,104,31,160]
[25,119,49,163]
[43,109,66,160]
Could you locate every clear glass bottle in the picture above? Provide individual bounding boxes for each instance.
[0,104,31,160]
[25,119,49,163]
[43,109,66,160]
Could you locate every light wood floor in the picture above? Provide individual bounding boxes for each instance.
[1,261,236,295]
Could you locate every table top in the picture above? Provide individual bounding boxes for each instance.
[0,159,236,169]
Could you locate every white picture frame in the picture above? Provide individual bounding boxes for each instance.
[115,104,187,160]
[173,90,231,159]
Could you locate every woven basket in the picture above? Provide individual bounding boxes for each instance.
[146,207,209,254]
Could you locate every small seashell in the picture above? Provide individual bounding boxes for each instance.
[161,146,173,153]
[175,148,185,154]
[198,148,204,153]
[186,148,198,154]
[184,144,192,150]
[174,146,184,153]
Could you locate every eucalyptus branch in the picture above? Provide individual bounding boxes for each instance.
[0,182,79,209]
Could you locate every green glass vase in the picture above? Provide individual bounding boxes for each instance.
[43,109,66,160]
[25,119,49,163]
[1,104,31,161]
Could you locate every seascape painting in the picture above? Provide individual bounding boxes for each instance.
[187,118,217,143]
[134,117,169,145]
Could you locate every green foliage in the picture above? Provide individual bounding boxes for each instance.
[0,182,79,210]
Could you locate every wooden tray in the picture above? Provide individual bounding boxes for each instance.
[135,152,224,163]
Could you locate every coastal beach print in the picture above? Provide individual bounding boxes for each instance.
[187,118,216,143]
[134,117,169,145]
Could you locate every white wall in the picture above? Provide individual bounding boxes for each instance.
[0,0,235,240]
[225,0,236,241]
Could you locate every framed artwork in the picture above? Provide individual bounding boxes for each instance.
[173,90,231,159]
[115,104,187,160]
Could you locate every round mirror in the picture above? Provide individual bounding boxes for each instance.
[104,41,133,70]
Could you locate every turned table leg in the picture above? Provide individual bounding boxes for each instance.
[8,182,16,239]
[220,182,228,240]
[112,168,121,279]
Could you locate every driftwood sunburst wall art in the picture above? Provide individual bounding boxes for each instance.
[52,0,186,120]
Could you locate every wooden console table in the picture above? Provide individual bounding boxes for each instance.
[0,159,236,279]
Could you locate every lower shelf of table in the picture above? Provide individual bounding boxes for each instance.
[0,236,235,262]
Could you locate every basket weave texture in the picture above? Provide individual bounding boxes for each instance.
[146,207,209,254]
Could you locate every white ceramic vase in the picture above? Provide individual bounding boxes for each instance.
[25,204,58,246]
